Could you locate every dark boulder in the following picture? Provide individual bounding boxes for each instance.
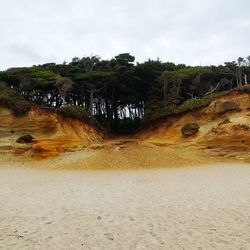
[181,123,200,137]
[217,101,239,114]
[16,134,34,144]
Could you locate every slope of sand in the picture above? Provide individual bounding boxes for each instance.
[1,164,250,249]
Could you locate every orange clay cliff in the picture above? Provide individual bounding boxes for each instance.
[1,88,250,169]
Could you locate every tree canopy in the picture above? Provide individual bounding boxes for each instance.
[1,54,250,134]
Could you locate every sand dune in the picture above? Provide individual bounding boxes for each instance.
[1,164,250,249]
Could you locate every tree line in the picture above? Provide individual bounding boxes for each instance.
[0,53,250,133]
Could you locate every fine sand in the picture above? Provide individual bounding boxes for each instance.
[1,164,250,249]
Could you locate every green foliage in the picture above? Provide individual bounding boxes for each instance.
[0,67,57,90]
[30,68,57,89]
[0,89,32,116]
[175,92,223,112]
[162,66,213,81]
[143,92,224,123]
[58,105,89,121]
[1,53,249,133]
[73,71,114,82]
[0,81,7,89]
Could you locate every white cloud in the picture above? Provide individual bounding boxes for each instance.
[0,0,249,69]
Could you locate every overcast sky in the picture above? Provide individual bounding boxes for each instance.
[0,0,249,70]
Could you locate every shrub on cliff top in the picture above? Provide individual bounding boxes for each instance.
[0,89,32,116]
[143,92,225,123]
[58,105,90,121]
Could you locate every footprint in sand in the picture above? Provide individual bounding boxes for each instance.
[104,233,114,241]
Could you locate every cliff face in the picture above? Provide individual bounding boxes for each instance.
[0,108,103,158]
[1,89,250,165]
[138,89,250,161]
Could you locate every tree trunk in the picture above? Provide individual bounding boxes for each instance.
[236,73,239,87]
[244,74,248,85]
[176,78,182,97]
[110,82,116,129]
[163,78,167,101]
[113,102,119,131]
[105,97,110,120]
[89,88,94,116]
[238,69,242,87]
[61,95,66,106]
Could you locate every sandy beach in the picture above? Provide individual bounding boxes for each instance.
[1,164,250,249]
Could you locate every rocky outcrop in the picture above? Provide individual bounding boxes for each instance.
[217,101,239,114]
[16,135,34,144]
[205,100,240,115]
[181,123,200,137]
[232,124,249,131]
[0,107,104,158]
